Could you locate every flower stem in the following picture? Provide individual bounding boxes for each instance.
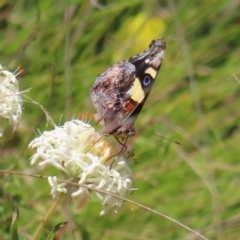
[32,192,66,240]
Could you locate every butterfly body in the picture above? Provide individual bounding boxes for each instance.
[90,39,166,138]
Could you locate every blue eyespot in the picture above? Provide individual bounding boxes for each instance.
[143,75,152,86]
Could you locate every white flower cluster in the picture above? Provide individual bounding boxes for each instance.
[29,119,133,216]
[0,65,22,135]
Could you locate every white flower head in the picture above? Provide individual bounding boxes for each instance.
[0,65,22,134]
[29,119,133,215]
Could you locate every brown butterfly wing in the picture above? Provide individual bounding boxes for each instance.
[90,61,136,136]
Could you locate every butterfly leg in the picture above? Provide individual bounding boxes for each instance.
[109,137,128,169]
[85,133,109,153]
[115,137,128,155]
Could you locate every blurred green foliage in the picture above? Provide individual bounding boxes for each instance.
[1,0,240,239]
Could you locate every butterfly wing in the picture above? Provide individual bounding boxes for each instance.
[90,61,136,136]
[124,39,166,130]
[90,39,166,138]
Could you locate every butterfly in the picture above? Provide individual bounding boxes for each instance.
[90,39,166,141]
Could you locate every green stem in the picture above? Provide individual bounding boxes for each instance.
[32,192,65,240]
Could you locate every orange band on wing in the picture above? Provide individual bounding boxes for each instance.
[126,101,136,111]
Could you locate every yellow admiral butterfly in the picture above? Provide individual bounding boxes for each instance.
[90,39,166,139]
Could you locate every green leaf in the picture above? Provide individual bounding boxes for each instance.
[46,221,68,240]
[8,193,19,240]
[19,233,27,240]
[81,228,90,240]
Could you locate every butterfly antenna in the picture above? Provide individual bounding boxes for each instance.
[155,134,181,145]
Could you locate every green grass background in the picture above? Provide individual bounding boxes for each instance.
[1,0,240,239]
